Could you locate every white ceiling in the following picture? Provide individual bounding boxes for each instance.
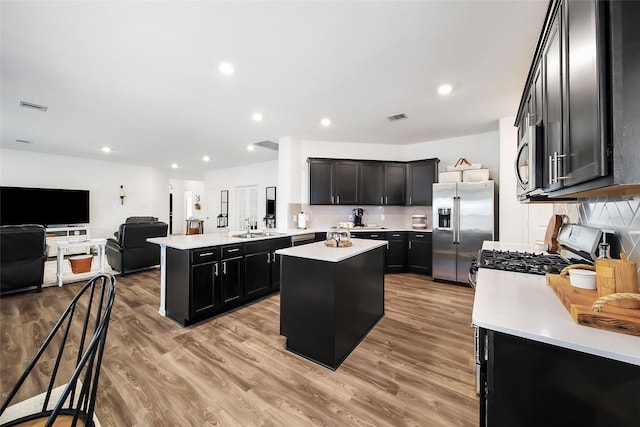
[1,0,549,180]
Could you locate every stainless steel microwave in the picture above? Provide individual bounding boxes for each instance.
[515,114,545,201]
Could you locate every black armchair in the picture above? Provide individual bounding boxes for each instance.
[0,224,48,295]
[106,220,168,274]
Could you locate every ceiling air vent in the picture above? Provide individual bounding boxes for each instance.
[254,140,279,151]
[16,139,33,144]
[386,113,407,122]
[20,101,48,112]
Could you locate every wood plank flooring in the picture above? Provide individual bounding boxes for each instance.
[1,271,479,426]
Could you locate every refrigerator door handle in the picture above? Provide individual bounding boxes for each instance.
[451,197,457,244]
[456,196,461,244]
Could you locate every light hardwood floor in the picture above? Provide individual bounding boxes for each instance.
[1,271,479,426]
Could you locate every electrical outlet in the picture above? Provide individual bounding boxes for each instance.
[348,214,354,221]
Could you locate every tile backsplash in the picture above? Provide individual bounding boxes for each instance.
[553,196,640,283]
[286,203,432,231]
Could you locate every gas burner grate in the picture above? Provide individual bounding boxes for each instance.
[477,250,587,275]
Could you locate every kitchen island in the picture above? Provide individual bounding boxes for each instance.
[277,239,387,370]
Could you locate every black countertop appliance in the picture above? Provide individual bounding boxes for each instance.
[353,208,364,227]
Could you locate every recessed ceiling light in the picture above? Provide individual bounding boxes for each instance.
[202,155,210,162]
[247,145,255,151]
[438,84,453,96]
[171,163,178,169]
[219,62,235,76]
[321,118,331,127]
[252,113,263,122]
[102,146,111,153]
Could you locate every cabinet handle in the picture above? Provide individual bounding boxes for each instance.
[223,261,227,275]
[392,234,400,237]
[416,234,424,238]
[380,196,384,204]
[331,196,334,204]
[199,252,214,257]
[337,195,340,204]
[227,248,239,253]
[214,262,219,277]
[549,155,554,185]
[385,197,388,204]
[554,152,567,181]
[267,253,271,264]
[409,241,412,249]
[371,234,378,238]
[409,196,412,205]
[272,252,276,262]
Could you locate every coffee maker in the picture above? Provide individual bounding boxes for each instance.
[353,208,365,227]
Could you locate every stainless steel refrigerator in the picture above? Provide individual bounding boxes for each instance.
[432,181,495,284]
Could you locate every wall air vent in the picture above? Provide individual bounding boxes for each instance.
[20,101,48,112]
[386,113,407,122]
[254,140,279,151]
[16,139,33,144]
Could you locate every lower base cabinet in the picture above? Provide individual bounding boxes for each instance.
[408,232,432,274]
[478,328,640,427]
[166,238,289,327]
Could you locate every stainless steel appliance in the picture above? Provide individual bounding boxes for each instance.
[515,113,545,201]
[432,181,495,284]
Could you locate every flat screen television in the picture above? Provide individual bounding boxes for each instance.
[0,186,90,227]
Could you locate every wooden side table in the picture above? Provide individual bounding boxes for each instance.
[56,238,107,286]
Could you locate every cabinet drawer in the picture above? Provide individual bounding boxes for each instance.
[386,231,406,241]
[192,247,219,264]
[221,244,244,258]
[409,232,430,239]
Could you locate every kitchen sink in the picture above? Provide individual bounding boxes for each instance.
[232,231,287,239]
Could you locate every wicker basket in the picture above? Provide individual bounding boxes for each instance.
[69,255,93,274]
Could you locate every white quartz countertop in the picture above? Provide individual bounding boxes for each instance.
[148,229,312,250]
[276,238,387,263]
[472,241,640,366]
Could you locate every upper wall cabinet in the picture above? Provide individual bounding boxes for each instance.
[309,158,439,206]
[308,158,360,205]
[406,159,440,206]
[515,0,640,199]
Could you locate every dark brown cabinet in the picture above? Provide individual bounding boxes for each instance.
[478,328,640,427]
[406,159,439,206]
[245,238,290,296]
[408,232,432,275]
[360,162,406,205]
[385,232,407,273]
[516,0,640,199]
[308,158,359,205]
[384,163,406,205]
[220,245,244,307]
[311,158,438,206]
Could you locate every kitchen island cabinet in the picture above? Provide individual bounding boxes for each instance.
[277,239,386,370]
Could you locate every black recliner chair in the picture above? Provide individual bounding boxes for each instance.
[106,219,168,274]
[0,224,48,295]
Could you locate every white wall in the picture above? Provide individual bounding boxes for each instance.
[0,148,170,238]
[204,160,278,232]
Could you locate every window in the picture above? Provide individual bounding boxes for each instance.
[236,185,257,230]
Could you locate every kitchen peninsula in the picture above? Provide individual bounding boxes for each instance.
[149,231,301,326]
[277,239,387,369]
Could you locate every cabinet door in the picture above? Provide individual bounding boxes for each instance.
[543,5,565,191]
[309,159,333,205]
[221,256,243,306]
[564,0,608,186]
[360,162,384,205]
[191,262,217,316]
[333,160,360,205]
[386,232,407,273]
[408,233,432,274]
[245,251,270,296]
[384,163,406,205]
[407,160,438,205]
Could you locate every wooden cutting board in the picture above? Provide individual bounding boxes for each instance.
[546,274,640,336]
[544,214,563,253]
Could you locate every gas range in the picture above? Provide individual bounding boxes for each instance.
[476,249,585,276]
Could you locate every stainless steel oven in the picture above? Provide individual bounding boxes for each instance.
[515,113,545,201]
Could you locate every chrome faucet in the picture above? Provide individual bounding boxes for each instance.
[245,217,251,234]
